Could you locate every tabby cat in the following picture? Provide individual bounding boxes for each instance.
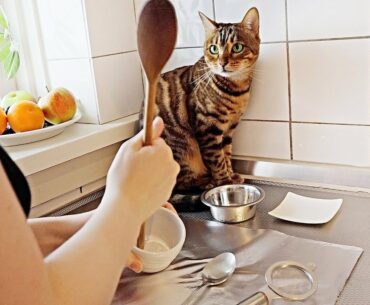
[150,7,260,211]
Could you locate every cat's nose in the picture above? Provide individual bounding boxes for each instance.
[220,59,229,71]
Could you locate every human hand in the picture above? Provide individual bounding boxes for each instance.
[161,202,177,214]
[105,117,180,224]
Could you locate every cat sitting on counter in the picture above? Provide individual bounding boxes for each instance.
[141,7,260,211]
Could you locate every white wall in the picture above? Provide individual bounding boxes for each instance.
[32,0,370,168]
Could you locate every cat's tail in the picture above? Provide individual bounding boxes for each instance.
[169,193,209,212]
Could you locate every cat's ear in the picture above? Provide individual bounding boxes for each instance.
[241,7,259,36]
[199,12,217,36]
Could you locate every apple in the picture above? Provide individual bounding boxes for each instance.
[1,90,36,109]
[38,87,77,124]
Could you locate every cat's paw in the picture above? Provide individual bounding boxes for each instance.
[231,173,245,184]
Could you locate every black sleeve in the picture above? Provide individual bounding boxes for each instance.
[0,146,31,217]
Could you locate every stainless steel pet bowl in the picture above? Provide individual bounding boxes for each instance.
[201,184,265,223]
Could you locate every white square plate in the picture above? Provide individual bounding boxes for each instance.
[268,192,343,224]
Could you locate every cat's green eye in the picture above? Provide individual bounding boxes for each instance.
[232,43,244,53]
[209,45,219,55]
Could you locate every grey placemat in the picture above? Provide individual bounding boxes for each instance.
[112,218,363,305]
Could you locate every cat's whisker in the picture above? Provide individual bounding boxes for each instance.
[192,76,208,93]
[195,70,213,94]
[191,70,211,85]
[193,70,212,91]
[201,72,213,93]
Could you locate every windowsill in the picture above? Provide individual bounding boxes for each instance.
[5,114,139,176]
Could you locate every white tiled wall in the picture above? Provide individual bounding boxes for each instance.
[293,124,370,167]
[245,43,289,121]
[163,48,203,73]
[93,52,143,123]
[35,0,369,168]
[287,0,370,40]
[84,0,137,57]
[36,0,143,124]
[37,0,91,60]
[155,0,370,168]
[233,122,290,160]
[214,0,286,43]
[290,39,370,125]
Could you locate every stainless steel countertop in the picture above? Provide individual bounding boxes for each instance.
[180,181,370,305]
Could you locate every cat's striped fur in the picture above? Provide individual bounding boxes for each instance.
[147,8,260,211]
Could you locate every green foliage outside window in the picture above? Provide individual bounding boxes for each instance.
[0,5,20,79]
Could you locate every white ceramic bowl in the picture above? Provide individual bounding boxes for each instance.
[132,207,186,273]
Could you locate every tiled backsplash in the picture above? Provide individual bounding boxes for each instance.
[35,0,369,168]
[157,0,370,168]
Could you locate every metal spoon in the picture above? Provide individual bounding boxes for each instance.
[136,0,177,249]
[181,252,237,305]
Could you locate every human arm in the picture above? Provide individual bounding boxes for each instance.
[28,202,176,270]
[0,117,180,305]
[28,212,93,257]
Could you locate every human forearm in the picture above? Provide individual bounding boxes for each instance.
[28,211,93,257]
[45,195,141,305]
[1,117,178,305]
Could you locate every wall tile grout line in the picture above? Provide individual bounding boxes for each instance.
[292,121,370,127]
[132,0,138,23]
[175,46,203,50]
[174,41,289,50]
[92,50,137,59]
[243,119,289,123]
[285,0,293,160]
[260,41,287,45]
[168,35,370,51]
[171,35,370,49]
[289,35,370,43]
[212,0,216,19]
[242,119,370,127]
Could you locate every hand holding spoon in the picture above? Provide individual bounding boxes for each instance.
[136,0,177,249]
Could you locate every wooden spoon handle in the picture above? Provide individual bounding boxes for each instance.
[137,79,158,249]
[143,80,158,146]
[137,224,146,249]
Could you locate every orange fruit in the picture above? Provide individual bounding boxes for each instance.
[7,101,45,133]
[0,108,7,135]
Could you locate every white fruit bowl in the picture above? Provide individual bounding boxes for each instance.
[0,111,81,147]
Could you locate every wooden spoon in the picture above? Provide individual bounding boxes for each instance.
[136,0,177,249]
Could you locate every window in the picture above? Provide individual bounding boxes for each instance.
[1,0,143,125]
[0,0,49,99]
